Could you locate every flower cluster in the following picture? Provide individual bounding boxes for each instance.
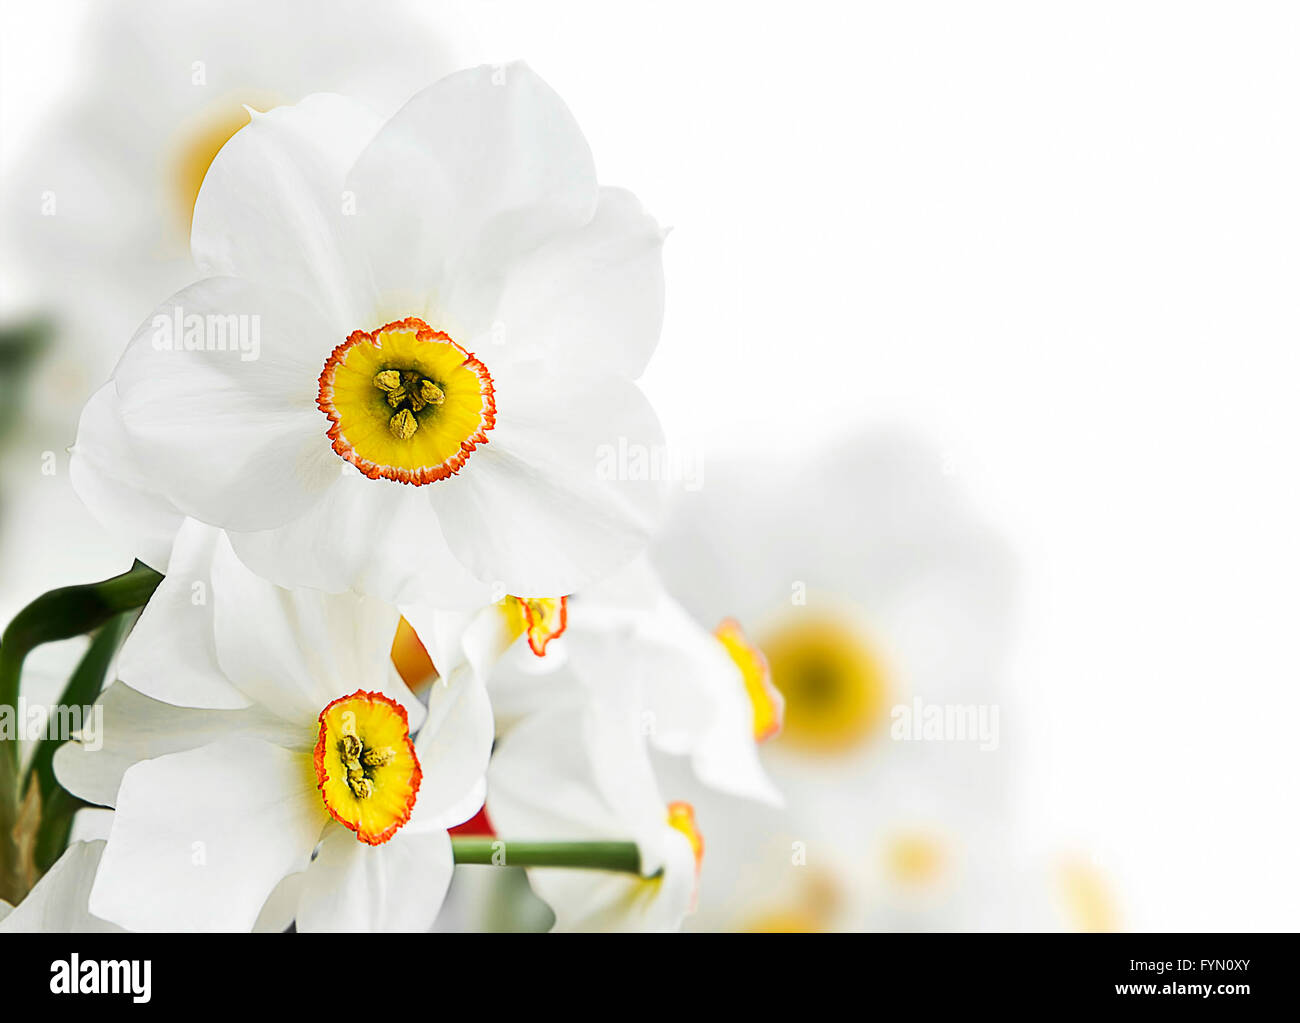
[0,61,785,933]
[0,24,1050,933]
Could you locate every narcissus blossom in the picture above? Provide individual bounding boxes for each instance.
[651,433,1019,931]
[485,557,784,805]
[0,0,457,625]
[72,62,667,605]
[53,525,492,931]
[4,0,454,438]
[487,692,703,933]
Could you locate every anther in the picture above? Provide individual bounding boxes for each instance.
[362,747,396,768]
[348,770,375,800]
[389,408,418,440]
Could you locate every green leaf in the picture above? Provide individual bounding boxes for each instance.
[25,610,135,872]
[0,561,162,766]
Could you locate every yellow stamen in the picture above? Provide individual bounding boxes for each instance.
[362,747,395,768]
[419,379,445,406]
[373,370,402,391]
[389,408,418,440]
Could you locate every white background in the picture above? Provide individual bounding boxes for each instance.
[3,1,1299,930]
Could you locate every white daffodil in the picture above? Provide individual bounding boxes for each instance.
[0,841,122,933]
[649,432,1020,931]
[407,558,780,932]
[53,524,492,931]
[0,0,457,623]
[486,685,703,933]
[71,62,667,606]
[481,557,783,806]
[5,0,455,437]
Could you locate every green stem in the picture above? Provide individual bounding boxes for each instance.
[451,838,645,875]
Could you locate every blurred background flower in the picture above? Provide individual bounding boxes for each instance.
[648,433,1118,931]
[0,0,456,625]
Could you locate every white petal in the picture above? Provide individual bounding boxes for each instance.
[53,681,301,807]
[209,532,424,730]
[89,738,325,932]
[409,668,493,829]
[487,703,666,867]
[486,649,585,735]
[253,871,307,933]
[480,187,665,378]
[69,383,183,571]
[0,842,123,933]
[295,826,453,932]
[488,697,698,933]
[343,63,597,329]
[192,93,381,330]
[112,276,341,531]
[431,775,488,834]
[67,808,115,844]
[431,372,666,595]
[572,560,782,805]
[228,471,494,609]
[116,518,249,709]
[398,599,516,689]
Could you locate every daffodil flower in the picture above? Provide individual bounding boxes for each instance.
[4,0,454,438]
[0,0,457,626]
[53,527,492,931]
[651,432,1017,931]
[72,62,668,606]
[486,557,784,805]
[487,693,703,933]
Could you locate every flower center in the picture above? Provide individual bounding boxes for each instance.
[758,612,891,753]
[714,618,784,742]
[500,595,569,657]
[317,317,496,485]
[885,831,947,887]
[314,690,422,845]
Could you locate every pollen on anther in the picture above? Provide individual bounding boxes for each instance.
[390,408,418,440]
